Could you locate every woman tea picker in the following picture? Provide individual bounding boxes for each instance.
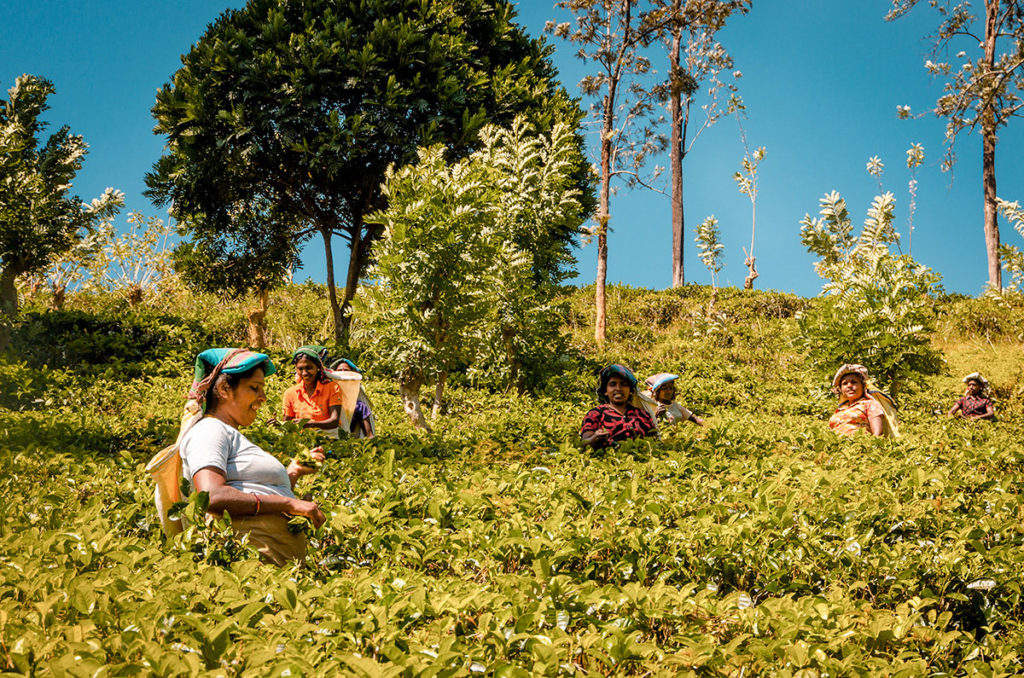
[179,348,326,566]
[281,346,345,438]
[828,363,899,437]
[580,364,657,449]
[640,372,704,427]
[948,372,995,421]
[325,357,375,439]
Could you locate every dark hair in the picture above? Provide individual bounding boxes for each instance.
[206,364,265,412]
[597,369,637,404]
[293,353,327,383]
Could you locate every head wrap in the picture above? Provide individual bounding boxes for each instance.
[597,364,639,404]
[831,363,870,399]
[644,373,679,398]
[331,357,362,373]
[963,372,990,396]
[291,345,330,383]
[188,348,276,407]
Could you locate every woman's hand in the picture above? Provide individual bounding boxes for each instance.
[287,447,326,482]
[288,498,326,528]
[581,428,611,448]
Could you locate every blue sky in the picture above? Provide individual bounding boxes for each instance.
[2,0,1021,297]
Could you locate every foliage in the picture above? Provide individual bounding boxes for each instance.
[695,215,724,290]
[147,0,584,341]
[996,198,1024,292]
[89,212,175,307]
[466,120,588,391]
[6,286,1024,673]
[6,309,219,378]
[356,120,586,424]
[25,224,109,311]
[799,191,944,395]
[0,74,123,316]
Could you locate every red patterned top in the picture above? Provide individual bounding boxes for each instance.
[955,395,993,417]
[580,405,656,448]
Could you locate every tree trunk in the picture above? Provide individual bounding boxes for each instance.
[399,374,432,431]
[431,372,447,420]
[981,0,1001,291]
[126,284,144,307]
[340,225,369,346]
[0,267,18,317]
[503,327,525,394]
[670,16,685,288]
[52,283,66,311]
[595,102,613,344]
[743,253,758,290]
[246,289,270,348]
[320,226,345,344]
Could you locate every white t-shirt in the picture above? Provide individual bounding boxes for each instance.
[638,392,693,427]
[180,418,295,498]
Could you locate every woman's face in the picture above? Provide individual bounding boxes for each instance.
[839,374,865,401]
[295,356,320,385]
[605,375,632,406]
[655,382,676,403]
[218,369,266,427]
[967,379,982,395]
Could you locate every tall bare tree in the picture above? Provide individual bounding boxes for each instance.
[653,0,749,288]
[888,0,1024,291]
[549,1,666,343]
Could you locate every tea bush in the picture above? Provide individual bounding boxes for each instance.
[3,285,1024,675]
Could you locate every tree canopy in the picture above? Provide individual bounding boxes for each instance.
[147,0,591,341]
[0,75,123,318]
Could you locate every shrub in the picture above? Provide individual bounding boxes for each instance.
[798,191,943,395]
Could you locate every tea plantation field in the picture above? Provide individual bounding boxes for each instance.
[3,286,1024,676]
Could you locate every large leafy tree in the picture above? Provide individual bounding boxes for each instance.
[888,0,1024,291]
[355,118,586,430]
[147,0,583,341]
[0,75,123,319]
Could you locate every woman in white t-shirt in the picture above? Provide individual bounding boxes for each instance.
[640,372,704,428]
[180,348,326,565]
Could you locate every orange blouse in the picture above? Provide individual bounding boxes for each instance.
[282,380,342,422]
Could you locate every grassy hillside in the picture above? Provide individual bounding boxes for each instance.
[3,284,1024,675]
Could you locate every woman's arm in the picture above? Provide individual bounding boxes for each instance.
[970,401,995,420]
[302,405,341,431]
[192,467,326,527]
[689,413,705,426]
[867,413,885,436]
[360,419,374,438]
[948,401,963,417]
